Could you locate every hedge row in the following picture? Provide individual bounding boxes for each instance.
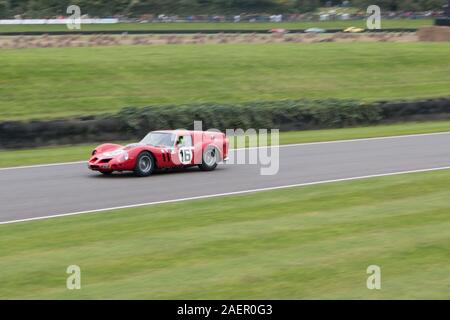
[1,97,450,149]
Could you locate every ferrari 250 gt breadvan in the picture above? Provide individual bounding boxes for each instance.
[88,130,229,176]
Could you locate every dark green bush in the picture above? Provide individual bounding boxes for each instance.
[1,97,449,149]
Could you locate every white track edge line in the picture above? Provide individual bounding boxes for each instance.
[249,130,450,150]
[0,160,86,171]
[1,165,450,225]
[1,130,450,171]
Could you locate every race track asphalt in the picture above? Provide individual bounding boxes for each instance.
[1,132,450,224]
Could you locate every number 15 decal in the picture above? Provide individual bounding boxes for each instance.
[179,147,193,165]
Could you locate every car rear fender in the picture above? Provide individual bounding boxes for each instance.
[202,132,227,161]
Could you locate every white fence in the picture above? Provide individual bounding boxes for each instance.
[0,18,119,25]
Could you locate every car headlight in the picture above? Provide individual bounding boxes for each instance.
[102,149,129,162]
[119,151,129,162]
[103,149,125,157]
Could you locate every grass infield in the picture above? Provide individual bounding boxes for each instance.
[1,42,450,120]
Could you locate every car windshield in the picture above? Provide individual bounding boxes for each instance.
[140,132,175,147]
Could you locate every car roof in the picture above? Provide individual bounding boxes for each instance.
[151,129,205,135]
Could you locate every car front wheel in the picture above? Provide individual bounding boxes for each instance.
[134,152,155,177]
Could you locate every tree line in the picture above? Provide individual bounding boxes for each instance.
[0,0,446,19]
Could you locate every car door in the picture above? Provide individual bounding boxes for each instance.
[175,134,195,166]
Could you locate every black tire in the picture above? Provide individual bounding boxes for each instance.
[101,171,113,176]
[134,152,155,177]
[198,146,219,171]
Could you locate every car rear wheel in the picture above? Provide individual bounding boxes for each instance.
[199,146,219,171]
[134,152,155,177]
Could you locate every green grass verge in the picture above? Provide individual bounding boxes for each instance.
[1,120,449,168]
[1,42,450,120]
[0,169,449,299]
[0,19,433,33]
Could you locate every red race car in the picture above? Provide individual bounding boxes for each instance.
[88,130,229,176]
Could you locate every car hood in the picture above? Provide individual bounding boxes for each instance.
[96,144,171,159]
[123,143,143,150]
[124,143,174,151]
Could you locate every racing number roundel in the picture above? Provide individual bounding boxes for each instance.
[178,147,193,165]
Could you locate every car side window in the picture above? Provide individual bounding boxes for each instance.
[177,135,193,147]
